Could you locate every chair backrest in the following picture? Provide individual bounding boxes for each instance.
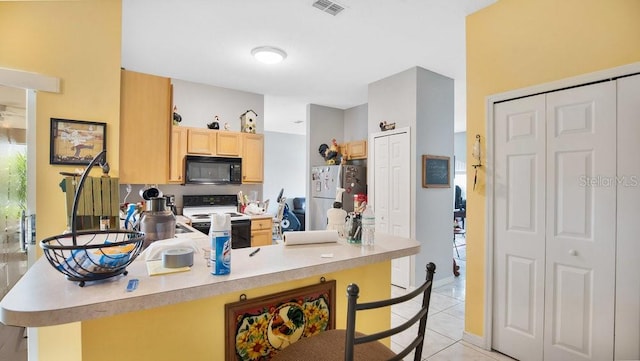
[344,262,436,361]
[275,197,287,221]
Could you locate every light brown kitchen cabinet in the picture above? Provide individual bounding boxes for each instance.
[169,126,187,183]
[187,128,216,155]
[119,70,171,184]
[242,133,264,183]
[251,217,273,247]
[216,132,241,156]
[186,128,241,156]
[346,140,367,160]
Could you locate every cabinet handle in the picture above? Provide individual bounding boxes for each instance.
[569,249,578,256]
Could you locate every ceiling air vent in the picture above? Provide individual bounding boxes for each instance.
[312,0,345,16]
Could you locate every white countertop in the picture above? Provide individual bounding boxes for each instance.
[0,233,419,327]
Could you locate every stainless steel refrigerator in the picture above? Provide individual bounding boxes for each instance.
[309,164,366,230]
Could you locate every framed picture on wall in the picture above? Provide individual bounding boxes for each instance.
[422,154,450,188]
[50,118,106,165]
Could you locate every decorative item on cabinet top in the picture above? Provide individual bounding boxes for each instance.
[240,109,258,133]
[173,106,182,125]
[207,116,221,129]
[318,138,341,165]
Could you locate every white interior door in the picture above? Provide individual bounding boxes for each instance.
[615,74,640,361]
[493,80,616,361]
[374,136,390,234]
[374,131,410,288]
[544,81,616,361]
[493,94,546,361]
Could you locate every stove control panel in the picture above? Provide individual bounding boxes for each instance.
[183,194,238,208]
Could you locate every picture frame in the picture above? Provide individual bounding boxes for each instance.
[422,154,451,188]
[225,280,336,361]
[50,118,106,165]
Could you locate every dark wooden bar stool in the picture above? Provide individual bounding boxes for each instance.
[271,263,436,361]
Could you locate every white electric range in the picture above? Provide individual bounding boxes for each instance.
[182,194,252,249]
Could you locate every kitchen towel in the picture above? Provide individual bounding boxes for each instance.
[283,230,339,246]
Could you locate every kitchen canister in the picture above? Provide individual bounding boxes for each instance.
[139,197,176,248]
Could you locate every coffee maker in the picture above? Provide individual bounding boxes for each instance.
[165,194,177,215]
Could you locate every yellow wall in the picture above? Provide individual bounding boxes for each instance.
[465,0,640,336]
[33,262,391,361]
[0,0,122,244]
[0,1,121,358]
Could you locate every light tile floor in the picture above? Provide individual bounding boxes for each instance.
[0,245,27,361]
[389,242,516,361]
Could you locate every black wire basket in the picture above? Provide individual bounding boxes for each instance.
[41,150,145,287]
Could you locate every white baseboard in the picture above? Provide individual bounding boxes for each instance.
[462,331,487,350]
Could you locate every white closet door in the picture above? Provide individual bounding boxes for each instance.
[374,131,411,288]
[493,80,617,361]
[493,94,546,361]
[615,74,640,360]
[389,131,411,288]
[388,132,410,237]
[374,136,390,234]
[544,81,616,361]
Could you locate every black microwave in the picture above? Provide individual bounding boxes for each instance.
[184,155,242,185]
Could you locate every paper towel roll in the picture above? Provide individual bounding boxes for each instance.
[283,230,339,246]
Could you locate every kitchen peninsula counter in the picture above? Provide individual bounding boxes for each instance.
[0,233,419,327]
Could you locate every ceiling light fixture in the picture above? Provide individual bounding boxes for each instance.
[251,46,287,64]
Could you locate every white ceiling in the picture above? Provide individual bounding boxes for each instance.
[122,0,496,135]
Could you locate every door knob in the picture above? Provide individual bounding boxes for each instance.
[569,249,578,256]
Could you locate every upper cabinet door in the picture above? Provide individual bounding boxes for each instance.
[169,126,187,183]
[242,133,264,183]
[187,128,216,155]
[348,140,367,159]
[217,132,242,156]
[120,70,171,184]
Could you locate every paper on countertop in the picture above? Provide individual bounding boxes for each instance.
[146,260,191,276]
[140,238,200,261]
[243,203,266,215]
[283,230,339,246]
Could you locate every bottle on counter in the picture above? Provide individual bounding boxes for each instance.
[210,213,231,275]
[361,203,375,246]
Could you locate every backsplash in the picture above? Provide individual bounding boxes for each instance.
[119,183,263,215]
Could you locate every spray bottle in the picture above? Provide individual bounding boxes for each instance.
[210,213,231,275]
[326,187,348,238]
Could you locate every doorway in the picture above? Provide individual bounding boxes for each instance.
[0,85,28,298]
[0,85,28,361]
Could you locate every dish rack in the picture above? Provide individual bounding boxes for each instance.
[41,150,145,287]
